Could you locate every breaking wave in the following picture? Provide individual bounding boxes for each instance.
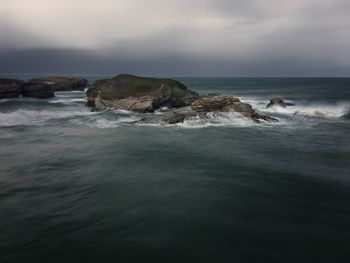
[262,102,350,119]
[177,112,255,128]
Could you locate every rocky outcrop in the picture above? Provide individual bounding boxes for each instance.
[267,98,295,108]
[0,78,56,99]
[134,107,201,125]
[0,78,23,99]
[192,95,278,122]
[30,76,88,91]
[86,74,199,112]
[135,95,278,124]
[191,95,240,112]
[22,82,54,98]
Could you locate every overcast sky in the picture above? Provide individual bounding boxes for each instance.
[1,0,349,76]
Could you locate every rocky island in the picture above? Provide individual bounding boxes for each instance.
[86,74,279,124]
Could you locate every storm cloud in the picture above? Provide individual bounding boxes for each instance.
[0,0,349,76]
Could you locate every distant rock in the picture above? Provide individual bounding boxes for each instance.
[267,97,295,108]
[0,78,23,99]
[30,76,88,91]
[22,81,54,98]
[86,74,199,112]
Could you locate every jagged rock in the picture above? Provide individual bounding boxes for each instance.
[192,95,278,123]
[135,95,278,124]
[267,97,295,108]
[86,74,199,112]
[191,95,240,112]
[30,76,88,91]
[22,82,54,98]
[133,107,203,125]
[0,78,23,99]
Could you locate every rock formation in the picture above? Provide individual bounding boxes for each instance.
[22,82,54,98]
[86,75,278,124]
[135,95,278,124]
[0,78,24,99]
[86,74,199,112]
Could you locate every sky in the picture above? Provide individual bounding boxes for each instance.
[0,0,349,76]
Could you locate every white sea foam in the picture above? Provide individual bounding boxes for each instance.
[137,112,256,129]
[0,109,97,127]
[49,98,87,104]
[262,103,350,119]
[177,112,255,128]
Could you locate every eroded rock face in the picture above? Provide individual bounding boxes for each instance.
[86,74,199,112]
[191,95,240,112]
[22,82,54,98]
[0,78,23,99]
[267,98,295,108]
[30,77,88,91]
[95,95,159,113]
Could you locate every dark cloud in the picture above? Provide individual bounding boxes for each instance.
[1,47,348,77]
[0,0,349,76]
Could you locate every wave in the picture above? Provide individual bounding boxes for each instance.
[49,98,87,104]
[137,112,258,129]
[0,109,97,127]
[262,103,350,119]
[180,112,255,128]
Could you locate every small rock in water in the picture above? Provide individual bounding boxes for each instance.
[266,97,295,108]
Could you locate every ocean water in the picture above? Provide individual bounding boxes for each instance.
[0,77,350,262]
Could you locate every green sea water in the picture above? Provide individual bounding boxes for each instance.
[0,78,350,262]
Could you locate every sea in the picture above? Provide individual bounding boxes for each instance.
[0,76,349,262]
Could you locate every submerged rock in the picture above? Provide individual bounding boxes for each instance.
[0,78,23,99]
[22,82,54,98]
[267,97,295,108]
[30,76,88,91]
[86,74,199,112]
